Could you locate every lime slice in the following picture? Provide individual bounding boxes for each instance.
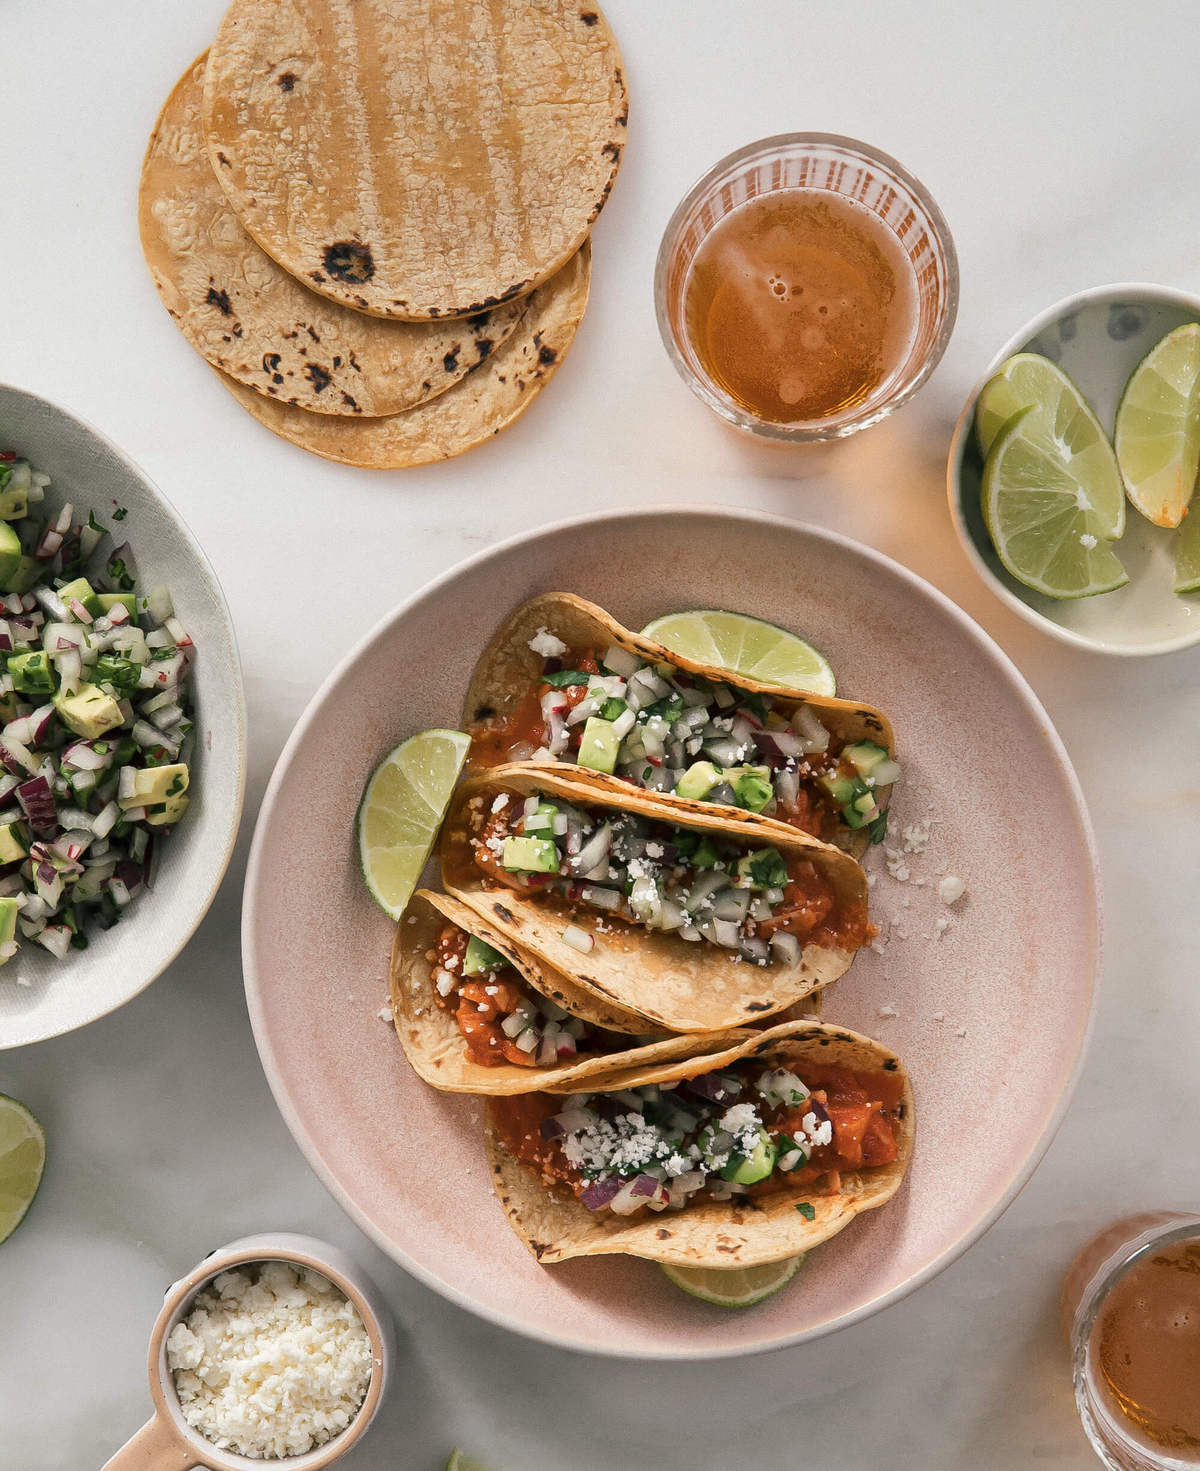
[975,353,1125,539]
[660,1254,806,1308]
[0,1094,45,1245]
[982,407,1129,599]
[1175,507,1200,593]
[1114,323,1200,529]
[357,729,470,920]
[641,611,835,695]
[445,1454,491,1471]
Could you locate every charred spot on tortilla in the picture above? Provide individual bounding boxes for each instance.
[538,344,557,366]
[340,391,359,412]
[883,1057,899,1070]
[580,9,599,22]
[323,240,375,284]
[277,71,297,91]
[655,1228,671,1240]
[494,904,515,924]
[744,1000,772,1013]
[442,346,460,374]
[308,271,326,284]
[305,324,320,342]
[216,150,230,167]
[261,352,284,385]
[205,285,233,316]
[305,363,332,393]
[602,141,622,164]
[474,337,494,360]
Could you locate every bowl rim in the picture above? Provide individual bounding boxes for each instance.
[0,381,248,1046]
[242,502,1101,1361]
[946,280,1200,657]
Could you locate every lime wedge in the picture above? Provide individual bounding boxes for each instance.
[445,1454,491,1471]
[0,1094,45,1245]
[357,730,470,920]
[1114,323,1200,529]
[975,353,1125,538]
[641,611,835,695]
[1175,507,1200,593]
[660,1254,806,1308]
[982,407,1129,599]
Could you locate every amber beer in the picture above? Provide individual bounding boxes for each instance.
[1065,1215,1200,1469]
[682,189,918,425]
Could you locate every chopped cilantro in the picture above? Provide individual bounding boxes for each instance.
[541,669,590,688]
[599,696,627,722]
[692,836,721,870]
[0,465,10,491]
[87,510,105,533]
[738,693,770,723]
[745,847,788,889]
[642,694,684,723]
[112,506,128,521]
[795,1201,816,1221]
[151,646,176,661]
[166,775,185,797]
[868,811,889,845]
[642,765,653,781]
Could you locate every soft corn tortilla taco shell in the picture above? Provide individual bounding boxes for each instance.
[391,892,756,1096]
[139,55,526,417]
[485,1020,914,1267]
[463,592,895,858]
[215,243,589,467]
[203,0,626,321]
[440,765,868,1034]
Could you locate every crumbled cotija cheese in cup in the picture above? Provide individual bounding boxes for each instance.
[166,1261,372,1460]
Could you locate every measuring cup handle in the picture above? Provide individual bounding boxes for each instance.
[100,1414,198,1471]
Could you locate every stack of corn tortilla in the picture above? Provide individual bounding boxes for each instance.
[138,0,627,468]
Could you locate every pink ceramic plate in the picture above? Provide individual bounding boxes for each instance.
[242,507,1099,1359]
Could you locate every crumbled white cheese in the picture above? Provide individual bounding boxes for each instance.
[933,916,951,940]
[490,793,510,813]
[376,1005,391,1022]
[527,627,568,658]
[166,1262,372,1460]
[938,874,966,905]
[884,848,910,882]
[901,820,932,854]
[877,1002,898,1019]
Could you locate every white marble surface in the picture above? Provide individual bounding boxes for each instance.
[2,2,1199,1466]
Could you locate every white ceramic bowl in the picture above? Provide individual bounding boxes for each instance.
[947,282,1200,655]
[0,384,246,1047]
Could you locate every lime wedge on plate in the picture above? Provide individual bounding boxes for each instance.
[1175,507,1200,593]
[1114,323,1200,529]
[0,1094,45,1245]
[357,729,470,920]
[660,1254,806,1308]
[982,407,1129,599]
[975,352,1125,540]
[641,610,835,695]
[445,1453,492,1471]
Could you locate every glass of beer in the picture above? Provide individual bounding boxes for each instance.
[1063,1213,1200,1470]
[654,133,958,442]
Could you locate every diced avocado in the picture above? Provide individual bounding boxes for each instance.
[0,821,27,865]
[0,523,20,589]
[53,682,124,739]
[97,592,137,619]
[2,555,41,595]
[463,935,507,976]
[7,650,56,695]
[577,716,620,775]
[721,1131,778,1184]
[732,765,774,813]
[0,487,28,520]
[692,836,722,870]
[819,772,858,804]
[676,761,721,801]
[57,577,103,618]
[843,742,890,778]
[737,847,789,890]
[118,762,188,811]
[842,791,881,830]
[501,835,559,873]
[145,790,189,827]
[521,801,558,833]
[0,895,17,958]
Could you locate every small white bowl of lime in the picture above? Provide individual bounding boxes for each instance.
[947,282,1200,656]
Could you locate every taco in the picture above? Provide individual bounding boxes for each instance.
[464,593,899,857]
[485,1020,913,1266]
[440,765,871,1033]
[391,890,757,1094]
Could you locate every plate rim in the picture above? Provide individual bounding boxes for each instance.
[241,503,1101,1360]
